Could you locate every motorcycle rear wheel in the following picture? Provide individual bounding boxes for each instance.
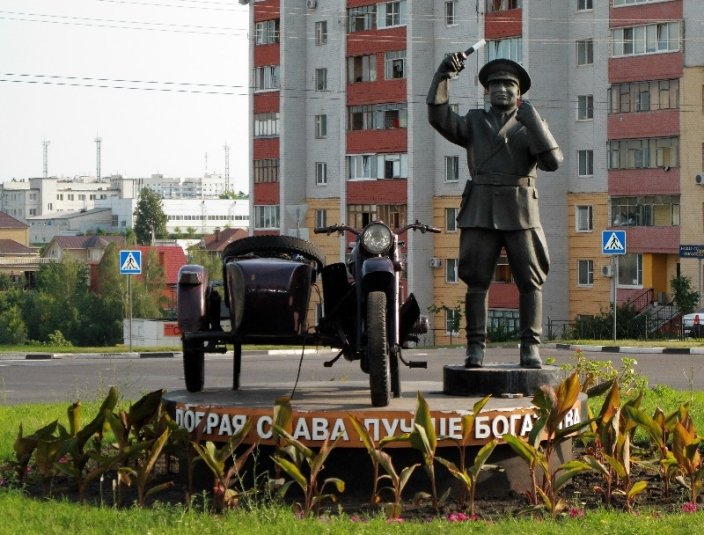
[183,341,205,392]
[367,291,391,407]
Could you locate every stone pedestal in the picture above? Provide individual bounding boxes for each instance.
[443,363,562,396]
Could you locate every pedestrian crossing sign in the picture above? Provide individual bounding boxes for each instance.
[602,230,626,255]
[119,250,142,275]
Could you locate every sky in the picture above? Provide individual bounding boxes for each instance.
[0,0,251,192]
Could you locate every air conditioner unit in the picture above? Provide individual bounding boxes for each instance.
[429,257,442,269]
[602,265,613,278]
[696,173,704,185]
[306,0,318,8]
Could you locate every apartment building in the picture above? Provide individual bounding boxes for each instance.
[248,0,703,340]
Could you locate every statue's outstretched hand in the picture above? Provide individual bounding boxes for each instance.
[515,100,543,131]
[435,53,465,78]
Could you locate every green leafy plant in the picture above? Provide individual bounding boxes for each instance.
[383,392,442,512]
[670,404,704,504]
[191,418,256,512]
[348,415,418,518]
[503,373,592,517]
[436,395,497,515]
[271,426,345,516]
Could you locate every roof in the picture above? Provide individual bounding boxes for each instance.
[0,211,29,229]
[202,228,248,252]
[135,245,188,285]
[0,239,36,255]
[49,235,125,250]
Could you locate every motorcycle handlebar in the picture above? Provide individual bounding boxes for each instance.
[315,221,440,236]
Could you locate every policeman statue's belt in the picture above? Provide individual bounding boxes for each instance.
[471,174,534,187]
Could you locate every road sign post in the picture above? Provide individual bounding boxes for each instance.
[602,231,626,342]
[119,250,142,352]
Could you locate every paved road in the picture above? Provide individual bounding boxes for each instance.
[1,345,703,405]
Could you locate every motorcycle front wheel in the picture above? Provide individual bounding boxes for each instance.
[367,291,391,407]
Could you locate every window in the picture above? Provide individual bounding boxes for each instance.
[618,253,642,287]
[348,105,374,130]
[260,118,288,146]
[608,80,679,114]
[255,19,279,45]
[315,162,328,185]
[254,205,280,229]
[253,159,279,183]
[348,155,376,179]
[614,0,664,5]
[488,309,519,334]
[578,150,593,176]
[384,50,406,79]
[315,209,327,228]
[607,137,679,170]
[347,204,406,228]
[315,114,327,138]
[381,153,406,178]
[487,37,522,63]
[446,258,459,283]
[576,205,593,232]
[493,255,513,283]
[577,95,593,120]
[485,0,521,12]
[577,0,592,10]
[445,308,460,335]
[347,153,407,179]
[611,195,680,227]
[445,207,458,232]
[378,0,406,28]
[445,0,456,25]
[347,54,376,83]
[315,21,327,45]
[577,39,593,66]
[347,5,376,32]
[348,103,407,130]
[449,103,459,114]
[445,156,460,182]
[611,22,680,57]
[314,68,327,91]
[577,260,594,286]
[255,65,280,91]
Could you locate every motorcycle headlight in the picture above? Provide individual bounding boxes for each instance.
[361,222,392,255]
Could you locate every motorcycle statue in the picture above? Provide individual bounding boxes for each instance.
[176,220,440,407]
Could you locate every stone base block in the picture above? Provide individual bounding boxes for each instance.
[443,363,562,396]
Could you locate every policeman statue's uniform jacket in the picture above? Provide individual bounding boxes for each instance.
[426,73,560,231]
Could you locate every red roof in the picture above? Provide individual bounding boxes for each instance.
[50,235,125,250]
[0,211,29,229]
[0,239,35,255]
[202,228,248,252]
[135,245,188,285]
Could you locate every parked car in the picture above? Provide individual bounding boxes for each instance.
[682,310,704,337]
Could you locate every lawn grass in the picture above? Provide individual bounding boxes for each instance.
[0,489,703,534]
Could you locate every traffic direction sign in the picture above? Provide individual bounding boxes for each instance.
[119,250,142,275]
[602,230,626,255]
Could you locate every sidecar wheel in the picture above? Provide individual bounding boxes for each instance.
[183,342,205,392]
[367,291,390,407]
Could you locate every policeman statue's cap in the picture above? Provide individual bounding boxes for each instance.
[478,59,531,93]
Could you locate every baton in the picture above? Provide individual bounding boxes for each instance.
[460,39,486,60]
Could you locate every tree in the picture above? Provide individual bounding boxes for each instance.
[133,187,168,245]
[671,275,700,315]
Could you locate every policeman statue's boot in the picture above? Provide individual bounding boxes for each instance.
[464,290,488,368]
[519,290,543,369]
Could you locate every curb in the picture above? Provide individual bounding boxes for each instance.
[551,343,703,355]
